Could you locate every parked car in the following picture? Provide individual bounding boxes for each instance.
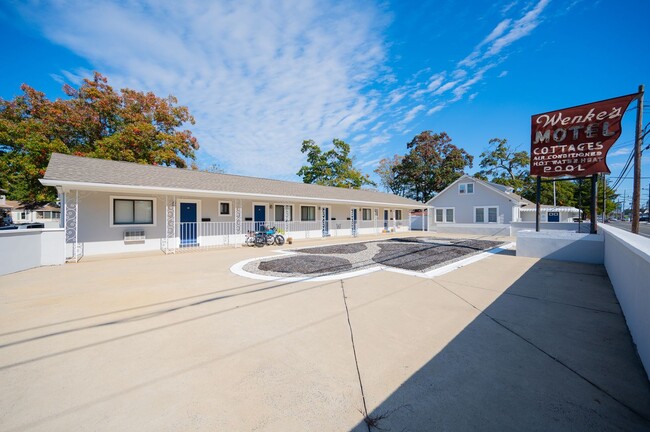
[641,214,649,222]
[16,223,45,229]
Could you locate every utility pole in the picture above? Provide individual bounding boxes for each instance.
[623,190,627,220]
[632,84,644,234]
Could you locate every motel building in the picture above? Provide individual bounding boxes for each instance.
[40,153,424,261]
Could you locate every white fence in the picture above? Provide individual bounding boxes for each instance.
[169,219,411,252]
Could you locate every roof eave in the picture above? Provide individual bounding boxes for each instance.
[40,178,425,208]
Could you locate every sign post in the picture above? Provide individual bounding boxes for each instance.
[535,176,541,232]
[590,174,598,234]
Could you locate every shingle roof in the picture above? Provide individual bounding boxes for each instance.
[42,153,423,207]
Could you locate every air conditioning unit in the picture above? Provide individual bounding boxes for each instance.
[124,230,146,243]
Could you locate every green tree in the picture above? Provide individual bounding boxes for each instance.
[521,179,578,207]
[572,175,618,218]
[395,131,473,202]
[297,139,376,189]
[477,138,529,194]
[0,72,199,204]
[374,155,405,195]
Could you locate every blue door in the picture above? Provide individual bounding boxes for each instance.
[254,205,266,231]
[383,210,389,229]
[180,202,197,246]
[322,207,330,237]
[351,208,358,236]
[548,211,560,222]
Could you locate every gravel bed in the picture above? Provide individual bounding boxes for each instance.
[257,255,352,274]
[241,238,505,278]
[372,239,503,271]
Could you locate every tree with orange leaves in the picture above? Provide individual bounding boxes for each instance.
[0,72,199,204]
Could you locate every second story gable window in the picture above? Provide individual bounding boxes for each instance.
[459,183,474,194]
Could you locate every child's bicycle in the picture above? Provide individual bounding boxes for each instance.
[263,227,285,246]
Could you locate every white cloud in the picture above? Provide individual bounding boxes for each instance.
[15,0,389,178]
[401,104,426,124]
[432,80,458,96]
[425,73,446,92]
[608,147,631,157]
[427,104,446,115]
[486,0,550,57]
[498,70,509,78]
[479,19,512,47]
[451,64,495,102]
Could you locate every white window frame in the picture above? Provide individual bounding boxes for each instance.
[474,206,499,223]
[459,182,474,195]
[110,195,157,227]
[274,204,294,222]
[218,201,232,217]
[300,205,316,222]
[435,207,455,223]
[362,208,372,221]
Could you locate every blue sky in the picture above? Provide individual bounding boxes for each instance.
[1,0,649,206]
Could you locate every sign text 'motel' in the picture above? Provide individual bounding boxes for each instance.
[530,94,636,177]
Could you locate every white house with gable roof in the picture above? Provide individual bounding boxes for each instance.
[426,175,579,234]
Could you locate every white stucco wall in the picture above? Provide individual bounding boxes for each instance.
[600,225,650,377]
[0,228,65,276]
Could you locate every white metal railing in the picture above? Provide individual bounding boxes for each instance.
[171,218,413,252]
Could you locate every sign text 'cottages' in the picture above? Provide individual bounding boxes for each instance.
[530,94,637,177]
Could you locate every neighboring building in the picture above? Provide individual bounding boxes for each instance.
[40,153,423,259]
[426,175,579,226]
[0,193,61,227]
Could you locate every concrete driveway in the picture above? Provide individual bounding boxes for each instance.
[1,234,649,431]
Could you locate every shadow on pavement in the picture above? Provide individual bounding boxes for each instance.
[351,258,650,431]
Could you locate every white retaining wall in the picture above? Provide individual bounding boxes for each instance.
[516,230,604,264]
[510,222,581,235]
[432,223,511,236]
[0,228,65,276]
[600,225,650,377]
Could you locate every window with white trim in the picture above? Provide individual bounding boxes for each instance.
[219,201,231,216]
[301,205,316,221]
[459,183,474,194]
[474,206,498,223]
[362,208,372,221]
[274,205,293,221]
[113,199,154,225]
[395,209,402,220]
[435,207,454,223]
